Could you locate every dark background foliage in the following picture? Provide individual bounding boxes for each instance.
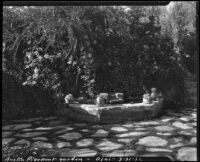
[2,3,197,119]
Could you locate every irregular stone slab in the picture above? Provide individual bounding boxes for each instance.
[138,121,160,126]
[91,125,103,129]
[191,122,197,127]
[179,117,189,122]
[110,126,128,132]
[33,141,53,149]
[80,129,90,132]
[161,118,172,122]
[172,137,183,143]
[136,145,146,153]
[60,148,97,157]
[96,140,123,151]
[32,137,48,141]
[15,139,31,147]
[190,137,197,144]
[2,125,15,130]
[102,149,136,157]
[54,127,74,135]
[22,128,34,132]
[122,123,135,128]
[172,121,192,129]
[134,128,146,131]
[58,132,82,141]
[116,132,148,138]
[177,147,197,161]
[146,148,172,152]
[76,138,94,147]
[13,124,32,130]
[154,126,175,132]
[157,132,172,136]
[2,138,15,145]
[191,113,196,118]
[48,120,63,126]
[44,116,58,121]
[136,136,168,147]
[92,129,108,137]
[179,131,193,136]
[2,132,13,138]
[169,143,184,149]
[15,132,47,138]
[35,127,53,131]
[117,138,134,143]
[57,141,72,148]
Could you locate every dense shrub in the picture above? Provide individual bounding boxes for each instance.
[3,5,194,116]
[2,72,56,120]
[181,31,197,74]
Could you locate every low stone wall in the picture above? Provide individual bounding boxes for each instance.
[59,100,163,123]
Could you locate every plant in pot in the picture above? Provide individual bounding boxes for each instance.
[151,87,158,101]
[64,94,74,104]
[143,93,152,104]
[99,93,109,104]
[110,93,124,104]
[96,95,105,107]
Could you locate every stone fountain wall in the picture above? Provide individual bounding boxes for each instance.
[58,100,163,123]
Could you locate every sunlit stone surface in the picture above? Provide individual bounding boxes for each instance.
[137,136,168,147]
[177,147,197,161]
[58,132,82,141]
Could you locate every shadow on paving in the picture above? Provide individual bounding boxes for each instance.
[2,107,197,161]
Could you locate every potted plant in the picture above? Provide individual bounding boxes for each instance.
[96,95,105,107]
[64,94,74,104]
[143,93,152,104]
[99,93,109,104]
[115,93,124,100]
[151,87,158,101]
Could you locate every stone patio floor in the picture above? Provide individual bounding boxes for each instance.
[2,107,197,161]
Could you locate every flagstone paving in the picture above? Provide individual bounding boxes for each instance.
[2,108,197,161]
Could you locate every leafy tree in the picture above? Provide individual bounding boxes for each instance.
[3,5,194,119]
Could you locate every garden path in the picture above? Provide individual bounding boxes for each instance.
[2,107,197,161]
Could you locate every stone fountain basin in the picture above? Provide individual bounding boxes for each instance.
[61,101,163,123]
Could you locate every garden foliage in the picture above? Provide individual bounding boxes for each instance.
[2,4,196,119]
